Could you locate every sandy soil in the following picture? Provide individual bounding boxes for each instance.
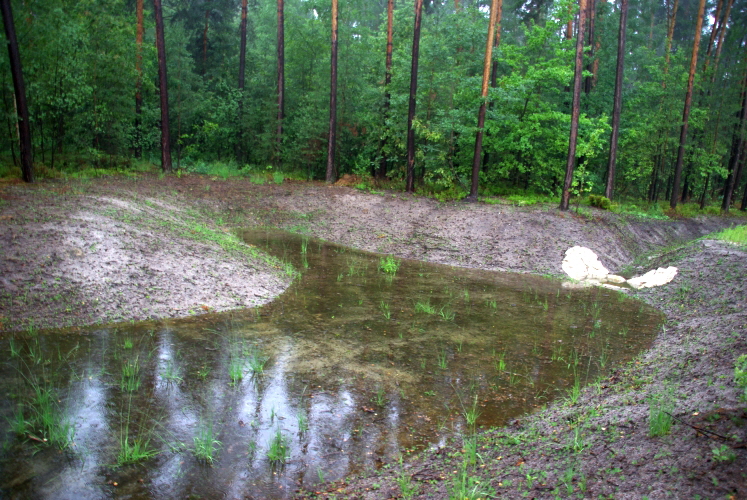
[1,174,745,498]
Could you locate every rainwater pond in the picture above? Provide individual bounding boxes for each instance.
[0,229,662,498]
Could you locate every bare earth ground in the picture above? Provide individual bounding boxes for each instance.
[1,174,745,499]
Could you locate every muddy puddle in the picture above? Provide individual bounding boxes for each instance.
[0,229,662,498]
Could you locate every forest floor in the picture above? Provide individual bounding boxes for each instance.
[1,173,745,499]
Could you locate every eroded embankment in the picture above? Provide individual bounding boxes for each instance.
[0,186,290,332]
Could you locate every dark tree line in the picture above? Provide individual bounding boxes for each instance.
[1,0,746,211]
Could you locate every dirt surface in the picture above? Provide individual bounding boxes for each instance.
[1,174,745,498]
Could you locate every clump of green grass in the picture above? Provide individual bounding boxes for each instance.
[161,359,183,384]
[437,348,448,370]
[23,383,75,449]
[439,305,455,321]
[713,225,747,245]
[414,298,436,314]
[648,392,674,437]
[119,435,157,465]
[121,356,142,392]
[380,301,391,320]
[461,394,481,431]
[246,345,269,375]
[194,419,221,464]
[267,428,289,464]
[379,255,401,274]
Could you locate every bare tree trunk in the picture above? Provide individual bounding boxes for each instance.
[276,0,284,165]
[722,74,747,212]
[560,0,587,211]
[154,0,172,172]
[705,0,723,64]
[325,0,338,183]
[237,0,248,164]
[1,0,33,182]
[406,0,424,193]
[467,0,501,201]
[482,0,504,171]
[378,0,394,180]
[710,0,733,82]
[135,0,144,159]
[670,0,706,209]
[605,0,627,200]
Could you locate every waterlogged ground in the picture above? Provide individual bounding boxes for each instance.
[0,230,662,498]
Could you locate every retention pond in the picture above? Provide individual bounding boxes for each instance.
[0,229,662,498]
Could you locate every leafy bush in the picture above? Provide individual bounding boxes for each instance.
[588,194,611,210]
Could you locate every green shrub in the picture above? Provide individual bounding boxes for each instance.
[588,194,611,210]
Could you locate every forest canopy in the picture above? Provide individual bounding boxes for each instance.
[1,0,746,208]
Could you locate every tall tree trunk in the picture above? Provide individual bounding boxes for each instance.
[710,0,733,83]
[482,0,504,171]
[276,0,284,165]
[583,0,595,94]
[325,0,338,183]
[704,0,723,65]
[135,0,144,159]
[605,0,627,200]
[467,0,501,201]
[560,0,587,211]
[406,0,424,193]
[1,0,33,182]
[670,0,706,209]
[154,0,172,172]
[722,74,747,212]
[662,0,679,88]
[378,0,394,180]
[237,0,248,164]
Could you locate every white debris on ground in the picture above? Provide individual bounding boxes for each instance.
[561,246,677,290]
[627,266,679,289]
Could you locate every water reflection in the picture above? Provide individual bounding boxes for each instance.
[0,229,662,498]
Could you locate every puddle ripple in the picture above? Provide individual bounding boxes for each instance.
[0,229,662,498]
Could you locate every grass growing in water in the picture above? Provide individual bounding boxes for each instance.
[118,397,158,465]
[121,356,141,392]
[439,305,456,321]
[246,345,269,375]
[267,428,289,464]
[414,298,436,314]
[194,419,221,464]
[21,382,75,449]
[161,359,183,384]
[379,255,401,275]
[437,348,448,369]
[380,301,391,320]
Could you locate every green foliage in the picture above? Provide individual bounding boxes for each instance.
[379,255,401,274]
[193,419,221,464]
[735,354,747,400]
[2,0,743,206]
[589,194,611,210]
[267,428,289,464]
[648,392,674,437]
[715,226,747,246]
